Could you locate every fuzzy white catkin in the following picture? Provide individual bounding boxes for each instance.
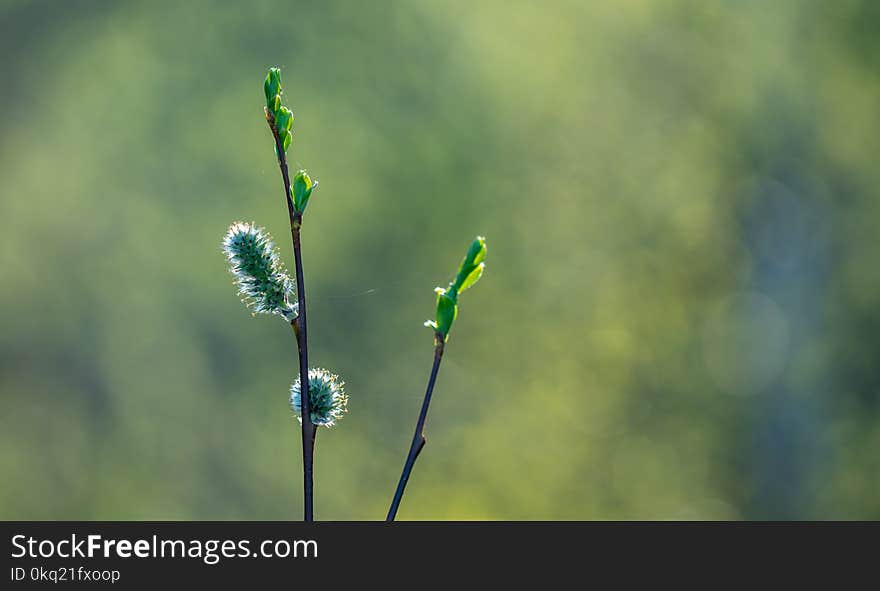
[290,368,348,427]
[222,222,297,321]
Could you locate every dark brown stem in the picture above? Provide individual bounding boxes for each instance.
[268,110,316,522]
[292,228,316,522]
[387,337,445,521]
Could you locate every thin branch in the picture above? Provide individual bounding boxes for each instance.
[291,227,316,522]
[268,111,316,522]
[387,337,445,521]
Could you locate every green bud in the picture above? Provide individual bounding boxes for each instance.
[275,107,292,134]
[281,130,292,152]
[457,262,484,293]
[427,236,487,340]
[465,235,487,268]
[452,236,487,293]
[434,288,458,338]
[293,169,315,212]
[264,67,281,108]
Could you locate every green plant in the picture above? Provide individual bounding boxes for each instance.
[222,67,487,521]
[387,236,487,520]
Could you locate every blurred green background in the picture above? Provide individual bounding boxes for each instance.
[1,0,879,520]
